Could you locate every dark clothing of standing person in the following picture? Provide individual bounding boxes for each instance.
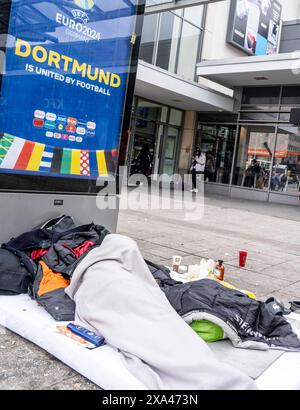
[137,145,152,177]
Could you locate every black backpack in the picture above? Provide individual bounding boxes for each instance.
[0,248,35,295]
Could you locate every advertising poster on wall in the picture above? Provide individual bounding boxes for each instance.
[227,0,282,56]
[0,0,139,188]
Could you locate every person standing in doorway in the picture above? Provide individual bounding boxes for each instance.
[205,151,216,182]
[190,150,206,193]
[137,144,152,177]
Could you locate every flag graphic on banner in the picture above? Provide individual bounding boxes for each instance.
[80,151,90,177]
[39,146,54,173]
[0,136,28,169]
[0,135,14,166]
[14,140,36,170]
[0,134,115,178]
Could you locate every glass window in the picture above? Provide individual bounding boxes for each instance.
[242,87,281,106]
[196,125,236,185]
[184,5,204,26]
[270,125,300,196]
[130,98,183,179]
[136,99,168,122]
[281,86,300,106]
[169,108,183,126]
[146,0,172,5]
[233,125,276,190]
[177,22,200,81]
[198,113,238,123]
[156,12,181,72]
[140,14,159,64]
[239,111,279,122]
[140,5,204,82]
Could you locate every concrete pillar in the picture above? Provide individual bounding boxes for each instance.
[178,111,197,175]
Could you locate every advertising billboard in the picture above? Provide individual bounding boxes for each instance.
[227,0,282,56]
[0,0,142,193]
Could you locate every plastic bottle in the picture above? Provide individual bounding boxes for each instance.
[214,260,225,281]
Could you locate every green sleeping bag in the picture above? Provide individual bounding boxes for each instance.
[190,320,225,343]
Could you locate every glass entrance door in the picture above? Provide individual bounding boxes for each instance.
[233,125,276,190]
[129,118,157,177]
[161,126,180,176]
[197,124,236,184]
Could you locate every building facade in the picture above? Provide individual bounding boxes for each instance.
[130,0,300,206]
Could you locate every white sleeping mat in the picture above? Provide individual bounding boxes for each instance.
[1,294,300,390]
[0,294,147,390]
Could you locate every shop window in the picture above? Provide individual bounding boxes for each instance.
[136,99,168,122]
[281,86,300,106]
[196,124,236,185]
[129,98,183,179]
[270,126,300,196]
[198,113,238,123]
[233,125,276,190]
[242,87,281,106]
[239,112,279,122]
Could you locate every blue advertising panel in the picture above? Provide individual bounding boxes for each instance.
[0,0,139,183]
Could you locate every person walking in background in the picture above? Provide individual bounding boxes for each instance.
[190,149,206,193]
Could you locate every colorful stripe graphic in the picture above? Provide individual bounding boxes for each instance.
[26,143,45,171]
[60,149,72,175]
[14,140,35,170]
[39,146,54,172]
[51,147,63,174]
[71,149,81,175]
[96,150,108,177]
[0,135,15,166]
[0,137,26,169]
[80,151,90,176]
[0,134,116,178]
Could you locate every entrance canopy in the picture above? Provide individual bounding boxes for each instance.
[197,52,300,88]
[136,60,234,111]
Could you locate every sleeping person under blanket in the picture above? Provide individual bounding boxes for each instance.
[66,234,257,390]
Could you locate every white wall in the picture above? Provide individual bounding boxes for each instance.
[201,0,244,61]
[280,0,300,21]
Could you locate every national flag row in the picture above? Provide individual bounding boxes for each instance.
[0,134,118,177]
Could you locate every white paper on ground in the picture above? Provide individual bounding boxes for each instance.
[0,294,147,390]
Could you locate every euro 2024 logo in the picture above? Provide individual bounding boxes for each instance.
[74,0,95,10]
[72,0,94,23]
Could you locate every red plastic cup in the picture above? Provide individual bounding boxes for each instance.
[239,251,248,268]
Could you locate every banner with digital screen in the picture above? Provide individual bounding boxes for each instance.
[227,0,282,56]
[0,0,138,182]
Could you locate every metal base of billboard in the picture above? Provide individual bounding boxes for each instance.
[0,193,119,244]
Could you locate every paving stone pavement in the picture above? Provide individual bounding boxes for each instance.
[1,193,300,389]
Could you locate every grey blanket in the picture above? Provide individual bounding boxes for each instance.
[66,234,257,390]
